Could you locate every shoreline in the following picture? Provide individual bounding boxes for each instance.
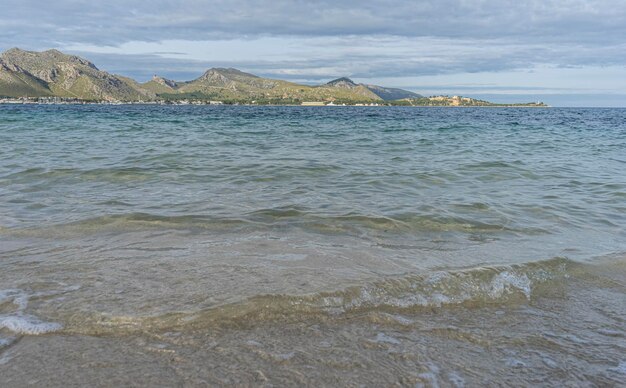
[0,100,551,108]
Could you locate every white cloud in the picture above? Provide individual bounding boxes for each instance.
[1,0,625,105]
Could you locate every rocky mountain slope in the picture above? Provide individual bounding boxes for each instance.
[0,48,153,101]
[0,48,427,103]
[0,57,53,97]
[325,77,422,100]
[143,68,390,102]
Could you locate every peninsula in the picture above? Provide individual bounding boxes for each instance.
[0,48,547,107]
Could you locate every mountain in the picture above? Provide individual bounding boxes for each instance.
[325,77,421,100]
[0,48,543,106]
[362,84,422,100]
[144,68,382,103]
[0,58,53,97]
[325,77,360,89]
[322,77,381,99]
[142,75,180,94]
[0,51,383,102]
[0,48,153,101]
[151,75,179,89]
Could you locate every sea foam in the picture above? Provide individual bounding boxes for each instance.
[0,315,62,335]
[0,287,75,335]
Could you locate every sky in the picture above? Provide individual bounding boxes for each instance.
[1,0,625,106]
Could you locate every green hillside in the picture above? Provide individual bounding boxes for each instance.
[147,68,383,103]
[0,48,545,106]
[0,58,52,97]
[0,48,420,103]
[0,48,151,101]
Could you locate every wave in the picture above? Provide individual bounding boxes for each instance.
[0,315,62,335]
[62,257,582,335]
[1,166,156,183]
[0,209,548,237]
[0,286,78,337]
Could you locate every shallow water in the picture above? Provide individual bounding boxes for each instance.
[0,105,625,386]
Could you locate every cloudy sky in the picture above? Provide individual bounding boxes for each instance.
[1,0,625,106]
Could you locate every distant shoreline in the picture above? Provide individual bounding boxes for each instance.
[0,99,550,108]
[0,48,547,107]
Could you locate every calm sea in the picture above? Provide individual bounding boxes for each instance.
[1,105,625,386]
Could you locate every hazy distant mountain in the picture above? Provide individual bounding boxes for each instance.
[325,77,422,100]
[325,77,358,89]
[362,84,422,100]
[322,77,381,99]
[0,48,153,101]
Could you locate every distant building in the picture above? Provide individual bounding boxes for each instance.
[301,101,325,106]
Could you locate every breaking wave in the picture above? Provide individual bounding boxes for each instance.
[0,286,78,337]
[64,257,577,335]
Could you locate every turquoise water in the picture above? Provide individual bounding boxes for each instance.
[1,106,625,259]
[1,106,625,386]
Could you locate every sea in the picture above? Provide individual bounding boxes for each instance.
[0,105,625,386]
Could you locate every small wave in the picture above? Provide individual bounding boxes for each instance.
[0,209,546,237]
[0,213,249,237]
[0,285,78,336]
[65,257,574,335]
[1,166,155,183]
[253,258,559,315]
[0,315,61,335]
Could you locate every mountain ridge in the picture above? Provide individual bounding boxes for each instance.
[0,48,420,102]
[324,77,422,100]
[0,48,546,107]
[0,48,152,101]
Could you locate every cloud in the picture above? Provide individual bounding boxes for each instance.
[1,0,624,105]
[63,36,626,82]
[2,0,625,45]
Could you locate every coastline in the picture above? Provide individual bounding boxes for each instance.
[0,99,550,107]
